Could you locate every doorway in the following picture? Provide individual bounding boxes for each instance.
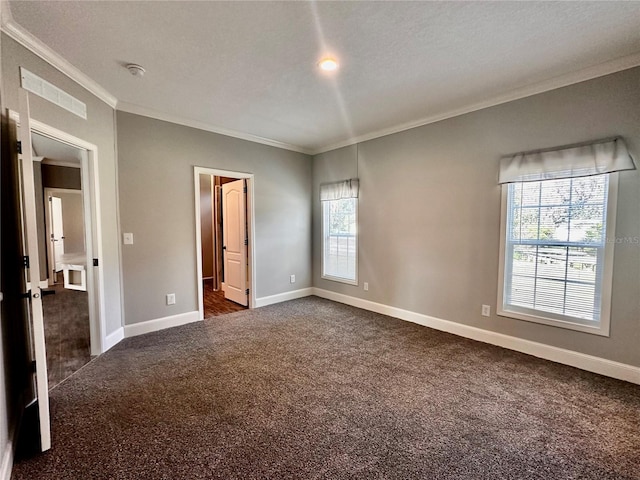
[194,167,255,319]
[33,134,93,389]
[9,100,107,452]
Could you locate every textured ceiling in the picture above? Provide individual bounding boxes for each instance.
[7,1,640,153]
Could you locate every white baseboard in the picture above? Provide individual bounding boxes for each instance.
[1,422,18,480]
[103,327,124,352]
[124,311,201,338]
[312,288,640,385]
[255,287,314,308]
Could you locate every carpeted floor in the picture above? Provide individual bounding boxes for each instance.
[42,281,91,389]
[11,297,640,479]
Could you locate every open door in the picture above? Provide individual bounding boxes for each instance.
[16,89,52,451]
[48,196,65,274]
[222,179,248,306]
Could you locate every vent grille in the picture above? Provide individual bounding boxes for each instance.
[20,68,87,119]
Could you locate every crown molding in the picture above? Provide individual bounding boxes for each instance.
[0,4,118,108]
[116,101,313,155]
[311,52,640,155]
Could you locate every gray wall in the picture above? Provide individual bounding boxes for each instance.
[117,111,312,325]
[56,192,85,254]
[42,164,81,190]
[2,34,123,336]
[313,67,640,367]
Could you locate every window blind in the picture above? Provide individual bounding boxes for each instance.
[499,137,635,184]
[320,179,359,201]
[504,176,608,323]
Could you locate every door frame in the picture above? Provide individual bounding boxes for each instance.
[194,166,256,318]
[9,110,108,356]
[44,187,83,284]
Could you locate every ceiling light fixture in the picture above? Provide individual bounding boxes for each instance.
[126,63,146,77]
[318,57,339,72]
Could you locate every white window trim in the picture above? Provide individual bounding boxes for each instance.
[497,173,619,337]
[321,198,358,286]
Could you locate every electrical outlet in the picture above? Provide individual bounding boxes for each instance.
[123,232,134,245]
[166,293,176,305]
[290,274,296,283]
[481,304,490,317]
[363,282,369,291]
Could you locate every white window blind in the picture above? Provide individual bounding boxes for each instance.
[320,179,359,201]
[504,176,608,323]
[499,137,635,184]
[498,137,633,335]
[321,179,358,284]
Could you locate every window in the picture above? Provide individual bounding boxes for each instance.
[499,175,615,333]
[321,180,358,284]
[497,138,636,335]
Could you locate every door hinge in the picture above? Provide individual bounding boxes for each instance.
[243,185,247,193]
[245,288,249,295]
[93,258,99,267]
[48,196,52,202]
[22,256,29,268]
[17,141,22,154]
[244,238,248,246]
[19,290,31,299]
[30,360,37,373]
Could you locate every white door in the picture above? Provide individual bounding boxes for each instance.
[222,179,248,306]
[16,89,52,451]
[50,196,65,271]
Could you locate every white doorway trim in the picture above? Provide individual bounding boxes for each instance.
[194,166,256,319]
[10,110,108,356]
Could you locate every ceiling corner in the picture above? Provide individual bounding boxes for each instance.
[1,6,118,108]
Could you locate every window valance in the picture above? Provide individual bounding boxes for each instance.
[498,137,635,184]
[320,179,359,201]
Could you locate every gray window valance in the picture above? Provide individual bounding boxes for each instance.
[498,137,636,184]
[320,179,359,201]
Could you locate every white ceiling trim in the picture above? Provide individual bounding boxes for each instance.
[1,5,118,108]
[311,52,640,155]
[116,101,313,155]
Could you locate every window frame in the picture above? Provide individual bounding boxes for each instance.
[497,173,619,337]
[321,197,358,286]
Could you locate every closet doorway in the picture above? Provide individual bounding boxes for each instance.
[194,167,255,318]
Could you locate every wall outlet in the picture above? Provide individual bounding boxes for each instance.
[481,304,490,317]
[166,293,176,305]
[290,274,296,283]
[123,232,134,245]
[363,282,369,291]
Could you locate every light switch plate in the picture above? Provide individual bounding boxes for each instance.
[123,233,134,245]
[166,293,176,305]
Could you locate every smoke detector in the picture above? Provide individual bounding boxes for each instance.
[126,64,146,77]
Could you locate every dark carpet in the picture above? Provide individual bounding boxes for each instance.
[12,297,640,479]
[42,281,91,389]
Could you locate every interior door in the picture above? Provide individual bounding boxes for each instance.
[16,89,52,451]
[222,179,248,306]
[50,196,65,271]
